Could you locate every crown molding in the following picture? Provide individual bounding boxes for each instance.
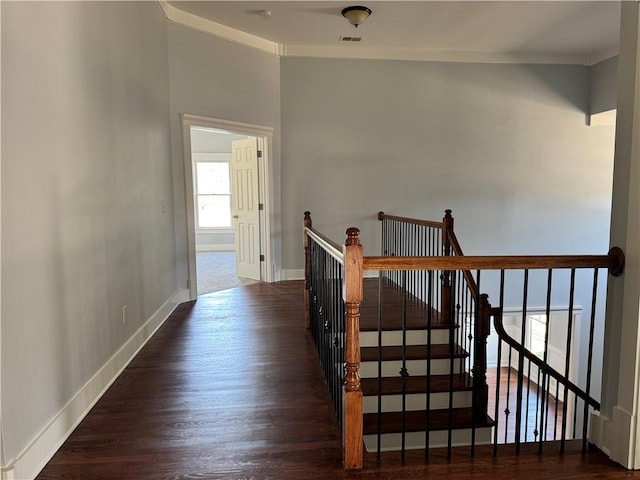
[158,0,284,56]
[159,1,617,66]
[283,44,603,65]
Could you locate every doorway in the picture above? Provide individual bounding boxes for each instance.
[182,114,274,299]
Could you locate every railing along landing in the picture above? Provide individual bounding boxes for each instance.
[303,210,625,470]
[303,212,362,468]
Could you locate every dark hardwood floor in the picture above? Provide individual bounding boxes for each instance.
[37,281,640,479]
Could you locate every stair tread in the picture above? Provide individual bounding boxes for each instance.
[363,408,495,435]
[361,373,473,396]
[360,278,453,332]
[361,344,468,362]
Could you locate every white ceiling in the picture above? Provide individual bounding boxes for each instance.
[165,1,621,65]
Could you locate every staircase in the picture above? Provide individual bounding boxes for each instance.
[304,209,623,469]
[358,278,494,453]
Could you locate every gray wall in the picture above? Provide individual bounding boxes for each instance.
[280,56,616,403]
[590,56,619,115]
[1,1,175,463]
[281,57,616,269]
[167,24,282,287]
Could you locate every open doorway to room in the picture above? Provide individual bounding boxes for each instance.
[182,115,274,299]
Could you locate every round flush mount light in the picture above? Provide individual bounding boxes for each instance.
[341,6,372,28]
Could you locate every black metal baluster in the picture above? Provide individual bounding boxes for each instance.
[499,270,512,446]
[447,271,457,458]
[334,258,341,422]
[505,346,513,444]
[525,359,532,442]
[553,376,560,441]
[582,269,599,452]
[376,269,383,465]
[534,363,542,445]
[425,270,433,461]
[471,270,481,457]
[560,269,576,453]
[539,269,553,452]
[401,270,408,463]
[494,336,503,455]
[515,270,529,453]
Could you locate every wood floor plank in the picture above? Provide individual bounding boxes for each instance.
[36,281,640,479]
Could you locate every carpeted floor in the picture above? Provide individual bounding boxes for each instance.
[196,251,260,296]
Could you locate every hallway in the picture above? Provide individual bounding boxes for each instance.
[37,282,640,479]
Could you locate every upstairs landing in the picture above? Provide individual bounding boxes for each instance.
[37,281,636,479]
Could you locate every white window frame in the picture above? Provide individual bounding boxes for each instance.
[192,152,233,233]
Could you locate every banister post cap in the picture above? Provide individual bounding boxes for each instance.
[345,227,361,246]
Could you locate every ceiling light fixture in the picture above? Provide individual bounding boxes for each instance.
[341,6,371,28]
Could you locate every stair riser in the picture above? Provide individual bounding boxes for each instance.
[363,427,493,452]
[360,329,451,348]
[363,391,472,413]
[360,359,465,378]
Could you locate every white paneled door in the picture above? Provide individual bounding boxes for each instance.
[231,138,261,281]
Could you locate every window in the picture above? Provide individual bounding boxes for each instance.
[195,161,231,228]
[526,314,547,360]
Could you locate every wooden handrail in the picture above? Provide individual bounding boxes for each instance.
[363,250,623,275]
[305,227,344,263]
[378,211,444,229]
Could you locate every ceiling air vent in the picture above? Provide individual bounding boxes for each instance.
[339,36,362,42]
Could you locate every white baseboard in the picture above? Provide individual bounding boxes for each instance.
[195,244,234,252]
[1,290,189,480]
[610,405,635,468]
[590,405,637,469]
[590,410,611,456]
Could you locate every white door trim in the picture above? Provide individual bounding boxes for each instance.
[181,114,274,300]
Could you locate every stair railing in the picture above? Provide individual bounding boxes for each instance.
[303,213,363,469]
[303,210,625,470]
[379,210,486,430]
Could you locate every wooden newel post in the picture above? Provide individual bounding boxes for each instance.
[441,209,454,324]
[473,293,491,423]
[343,227,364,469]
[303,211,312,329]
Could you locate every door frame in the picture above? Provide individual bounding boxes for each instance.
[181,114,274,299]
